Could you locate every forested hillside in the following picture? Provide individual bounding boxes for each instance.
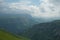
[24,20,60,40]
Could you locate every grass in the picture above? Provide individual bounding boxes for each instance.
[0,29,30,40]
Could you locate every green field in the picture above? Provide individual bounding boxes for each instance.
[0,30,30,40]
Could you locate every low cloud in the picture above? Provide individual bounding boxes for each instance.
[32,0,60,20]
[0,0,60,21]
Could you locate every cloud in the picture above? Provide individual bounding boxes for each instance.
[49,0,60,5]
[0,0,10,13]
[6,0,40,14]
[32,0,60,20]
[0,0,60,21]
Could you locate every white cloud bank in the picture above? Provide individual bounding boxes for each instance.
[32,0,60,19]
[0,0,60,20]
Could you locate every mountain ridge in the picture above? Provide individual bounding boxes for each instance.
[23,20,60,40]
[0,13,36,34]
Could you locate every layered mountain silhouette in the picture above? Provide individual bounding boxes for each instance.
[24,20,60,40]
[0,13,60,40]
[0,13,37,34]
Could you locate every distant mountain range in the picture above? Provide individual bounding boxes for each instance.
[0,13,37,34]
[24,20,60,40]
[0,13,60,40]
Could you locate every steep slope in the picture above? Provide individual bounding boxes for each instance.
[0,30,30,40]
[24,20,60,40]
[0,13,36,34]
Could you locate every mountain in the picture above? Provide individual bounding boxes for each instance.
[24,20,60,40]
[0,13,36,34]
[0,29,30,40]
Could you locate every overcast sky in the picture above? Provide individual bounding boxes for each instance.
[0,0,60,20]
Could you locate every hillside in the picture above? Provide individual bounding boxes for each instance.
[0,30,30,40]
[24,20,60,40]
[0,13,36,34]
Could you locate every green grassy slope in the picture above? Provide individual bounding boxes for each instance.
[0,30,30,40]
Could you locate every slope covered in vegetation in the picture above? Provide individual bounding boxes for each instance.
[24,20,60,40]
[0,30,30,40]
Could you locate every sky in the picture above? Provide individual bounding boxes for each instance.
[0,0,60,21]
